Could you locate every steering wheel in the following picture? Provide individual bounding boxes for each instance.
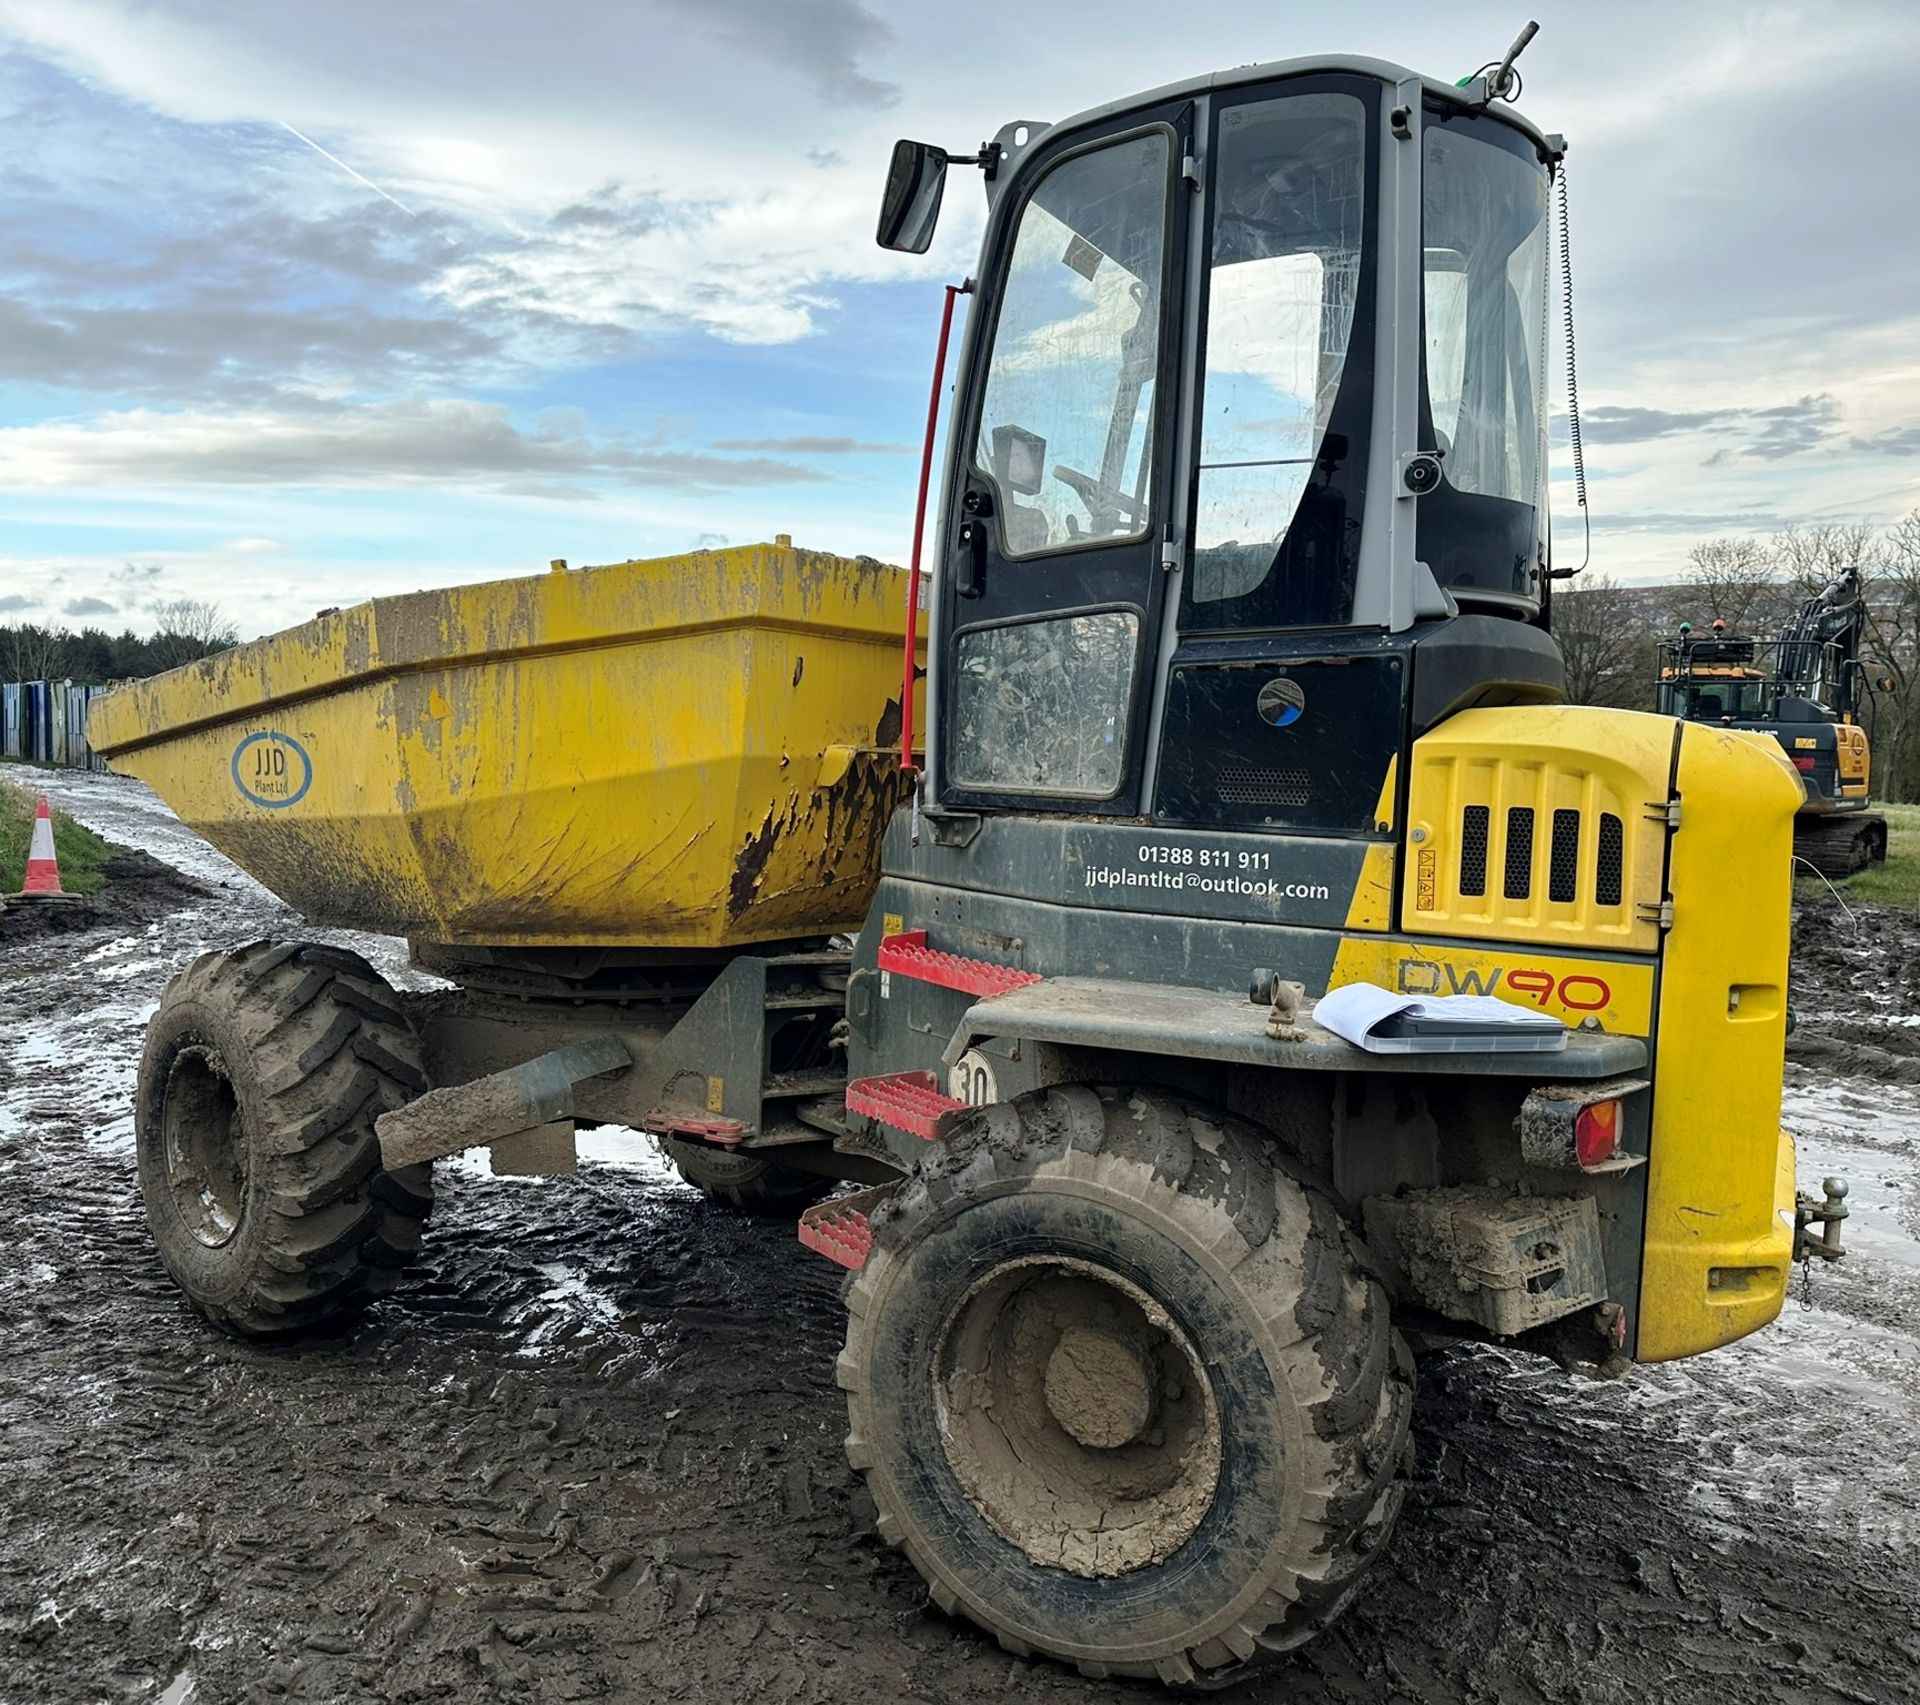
[1053,463,1149,529]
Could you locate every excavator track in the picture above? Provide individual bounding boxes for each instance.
[1795,813,1888,879]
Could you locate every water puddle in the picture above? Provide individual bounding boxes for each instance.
[1785,1093,1920,1270]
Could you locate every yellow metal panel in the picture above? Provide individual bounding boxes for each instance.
[1402,705,1674,955]
[1836,722,1870,795]
[1330,937,1655,1036]
[1637,722,1803,1362]
[89,541,918,948]
[1341,756,1399,931]
[1343,844,1397,931]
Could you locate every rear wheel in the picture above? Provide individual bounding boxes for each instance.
[136,941,433,1339]
[838,1085,1413,1686]
[660,1135,831,1212]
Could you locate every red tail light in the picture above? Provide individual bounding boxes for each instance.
[1575,1100,1620,1168]
[1792,755,1817,772]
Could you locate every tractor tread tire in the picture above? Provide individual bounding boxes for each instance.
[839,1084,1414,1687]
[136,940,433,1340]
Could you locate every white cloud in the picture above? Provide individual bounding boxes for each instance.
[0,0,972,345]
[1,0,1917,597]
[0,400,830,492]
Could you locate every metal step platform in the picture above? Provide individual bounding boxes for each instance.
[877,929,1043,998]
[797,1183,896,1271]
[845,1070,968,1141]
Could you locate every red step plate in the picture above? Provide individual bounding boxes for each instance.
[845,1070,967,1141]
[877,929,1043,999]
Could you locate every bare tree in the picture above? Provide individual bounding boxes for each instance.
[1771,521,1876,599]
[1679,537,1783,634]
[148,598,240,670]
[1552,573,1651,709]
[1848,512,1920,803]
[1742,516,1918,804]
[2,623,69,683]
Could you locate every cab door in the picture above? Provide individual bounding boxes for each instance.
[937,108,1191,817]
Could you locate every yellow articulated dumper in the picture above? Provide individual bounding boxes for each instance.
[95,33,1851,1691]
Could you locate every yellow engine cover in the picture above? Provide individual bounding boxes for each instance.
[1639,721,1805,1359]
[88,541,917,949]
[1400,704,1807,1362]
[1400,704,1675,955]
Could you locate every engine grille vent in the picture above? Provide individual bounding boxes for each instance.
[1504,807,1535,900]
[1452,803,1634,914]
[1596,813,1625,907]
[1460,804,1490,897]
[1415,739,1660,951]
[1549,808,1582,903]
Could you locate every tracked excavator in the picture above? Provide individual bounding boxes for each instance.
[1658,570,1890,875]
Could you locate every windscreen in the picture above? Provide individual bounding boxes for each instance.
[972,133,1169,557]
[1682,680,1770,720]
[1419,103,1550,603]
[1185,87,1374,629]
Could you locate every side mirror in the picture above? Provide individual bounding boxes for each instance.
[877,139,948,253]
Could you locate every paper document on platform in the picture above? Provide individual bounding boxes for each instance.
[1312,983,1568,1055]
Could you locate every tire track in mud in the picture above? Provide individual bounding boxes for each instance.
[2,769,1917,1703]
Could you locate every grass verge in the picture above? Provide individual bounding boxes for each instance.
[0,779,114,896]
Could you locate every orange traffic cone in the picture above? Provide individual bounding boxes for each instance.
[19,793,65,896]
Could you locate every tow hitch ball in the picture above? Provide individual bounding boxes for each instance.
[1794,1175,1850,1262]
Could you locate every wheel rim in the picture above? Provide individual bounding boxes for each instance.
[160,1046,249,1249]
[934,1255,1222,1579]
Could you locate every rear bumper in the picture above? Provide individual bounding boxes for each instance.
[1637,1126,1797,1363]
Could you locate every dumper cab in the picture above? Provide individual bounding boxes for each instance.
[912,58,1563,820]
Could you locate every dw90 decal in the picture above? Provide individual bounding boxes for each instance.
[1395,956,1611,1011]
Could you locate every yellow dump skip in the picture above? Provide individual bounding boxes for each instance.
[89,541,915,949]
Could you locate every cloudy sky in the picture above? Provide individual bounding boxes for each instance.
[1,0,1916,637]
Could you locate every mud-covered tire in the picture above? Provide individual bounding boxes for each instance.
[660,1136,831,1213]
[135,941,434,1339]
[838,1085,1413,1686]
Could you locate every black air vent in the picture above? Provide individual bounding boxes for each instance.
[1460,804,1490,897]
[1218,766,1310,806]
[1596,812,1625,906]
[1504,807,1535,899]
[1549,809,1581,903]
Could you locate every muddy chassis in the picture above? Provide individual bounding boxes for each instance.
[134,934,891,1336]
[133,929,1693,1685]
[138,932,1645,1358]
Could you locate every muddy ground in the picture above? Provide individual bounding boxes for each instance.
[2,764,1916,1705]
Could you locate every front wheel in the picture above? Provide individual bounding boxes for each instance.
[135,941,434,1339]
[838,1085,1413,1686]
